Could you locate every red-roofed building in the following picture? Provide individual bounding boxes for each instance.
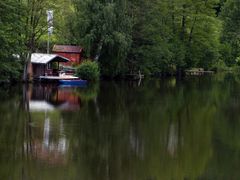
[52,45,83,66]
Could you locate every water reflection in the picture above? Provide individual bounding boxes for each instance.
[2,75,240,179]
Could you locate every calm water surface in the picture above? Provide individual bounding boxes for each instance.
[1,74,240,179]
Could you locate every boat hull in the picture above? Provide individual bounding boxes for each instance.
[59,79,87,86]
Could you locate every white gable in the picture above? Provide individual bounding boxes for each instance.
[31,53,69,64]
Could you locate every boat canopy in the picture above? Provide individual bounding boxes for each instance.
[31,53,69,64]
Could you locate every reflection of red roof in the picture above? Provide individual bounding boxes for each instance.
[52,45,83,53]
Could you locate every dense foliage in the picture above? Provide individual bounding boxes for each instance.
[221,0,240,66]
[128,0,221,75]
[76,60,100,81]
[0,0,25,81]
[1,0,240,80]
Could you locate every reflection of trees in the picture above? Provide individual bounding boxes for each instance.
[126,78,216,179]
[75,82,99,101]
[62,78,220,179]
[202,73,240,179]
[0,85,74,179]
[0,85,26,179]
[2,74,240,179]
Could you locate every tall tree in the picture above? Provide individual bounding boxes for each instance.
[128,0,220,75]
[70,0,132,77]
[221,0,240,66]
[0,0,25,81]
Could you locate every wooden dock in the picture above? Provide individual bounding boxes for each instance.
[185,68,214,76]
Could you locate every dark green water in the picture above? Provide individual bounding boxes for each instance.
[1,74,240,179]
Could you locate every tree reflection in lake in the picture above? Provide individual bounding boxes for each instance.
[1,75,240,179]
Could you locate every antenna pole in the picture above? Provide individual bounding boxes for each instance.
[47,32,50,54]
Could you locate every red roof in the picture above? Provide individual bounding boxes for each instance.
[52,45,83,53]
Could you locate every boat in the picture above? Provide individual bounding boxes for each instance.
[59,79,87,86]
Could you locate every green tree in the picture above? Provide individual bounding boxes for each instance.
[221,0,240,66]
[128,0,221,75]
[0,0,25,81]
[70,0,132,77]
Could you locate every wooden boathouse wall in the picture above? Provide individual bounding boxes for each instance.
[32,64,46,78]
[52,45,83,65]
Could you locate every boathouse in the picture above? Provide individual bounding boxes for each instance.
[52,45,83,65]
[30,53,69,79]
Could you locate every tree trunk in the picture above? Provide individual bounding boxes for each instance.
[181,15,186,40]
[22,53,31,82]
[176,66,183,77]
[171,0,176,33]
[94,39,104,61]
[189,17,197,43]
[181,4,187,40]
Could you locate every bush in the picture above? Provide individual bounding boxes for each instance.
[0,61,22,82]
[211,60,229,72]
[76,60,100,81]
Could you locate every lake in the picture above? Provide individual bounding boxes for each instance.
[0,74,240,179]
